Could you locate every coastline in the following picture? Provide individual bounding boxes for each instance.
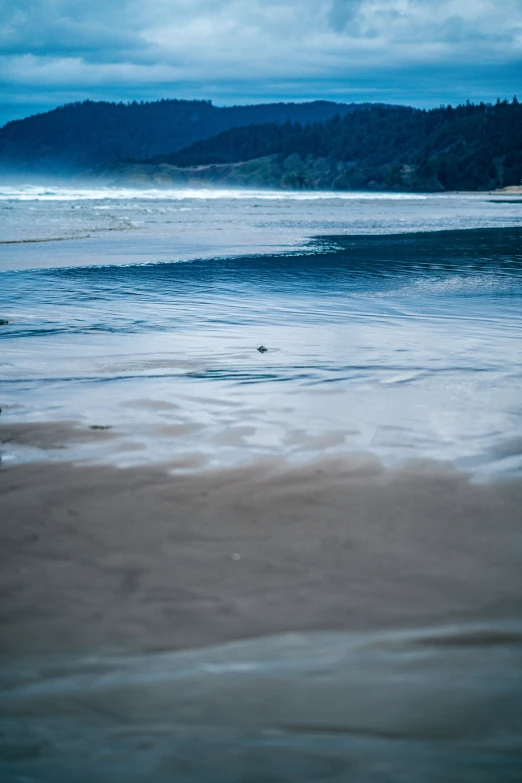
[64,176,522,196]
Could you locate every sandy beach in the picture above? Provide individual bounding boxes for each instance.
[2,206,522,779]
[1,422,522,658]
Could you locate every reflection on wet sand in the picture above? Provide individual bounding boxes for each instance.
[1,447,522,778]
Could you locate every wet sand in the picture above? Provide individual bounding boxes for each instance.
[1,423,522,657]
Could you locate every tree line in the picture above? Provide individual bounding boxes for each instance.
[163,99,522,191]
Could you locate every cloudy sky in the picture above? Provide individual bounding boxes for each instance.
[1,0,521,124]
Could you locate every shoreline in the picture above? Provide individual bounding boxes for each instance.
[2,175,522,195]
[2,193,521,275]
[2,184,522,781]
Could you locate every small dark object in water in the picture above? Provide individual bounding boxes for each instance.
[257,345,268,353]
[0,319,8,326]
[89,425,112,431]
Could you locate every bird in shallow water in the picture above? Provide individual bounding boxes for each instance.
[257,345,268,353]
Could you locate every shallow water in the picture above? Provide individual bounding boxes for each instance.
[1,188,522,476]
[1,186,522,271]
[1,622,522,782]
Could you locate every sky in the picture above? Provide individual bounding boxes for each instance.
[0,0,521,125]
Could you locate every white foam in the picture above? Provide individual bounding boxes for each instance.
[0,184,435,202]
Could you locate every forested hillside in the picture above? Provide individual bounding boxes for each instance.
[160,99,522,191]
[2,97,519,190]
[0,99,362,174]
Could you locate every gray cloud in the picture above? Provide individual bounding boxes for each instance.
[0,0,521,124]
[328,0,361,32]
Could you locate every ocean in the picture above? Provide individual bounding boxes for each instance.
[1,185,522,782]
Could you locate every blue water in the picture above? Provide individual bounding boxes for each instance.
[1,189,522,475]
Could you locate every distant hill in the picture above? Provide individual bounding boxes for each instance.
[3,97,519,191]
[153,99,522,192]
[0,98,375,175]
